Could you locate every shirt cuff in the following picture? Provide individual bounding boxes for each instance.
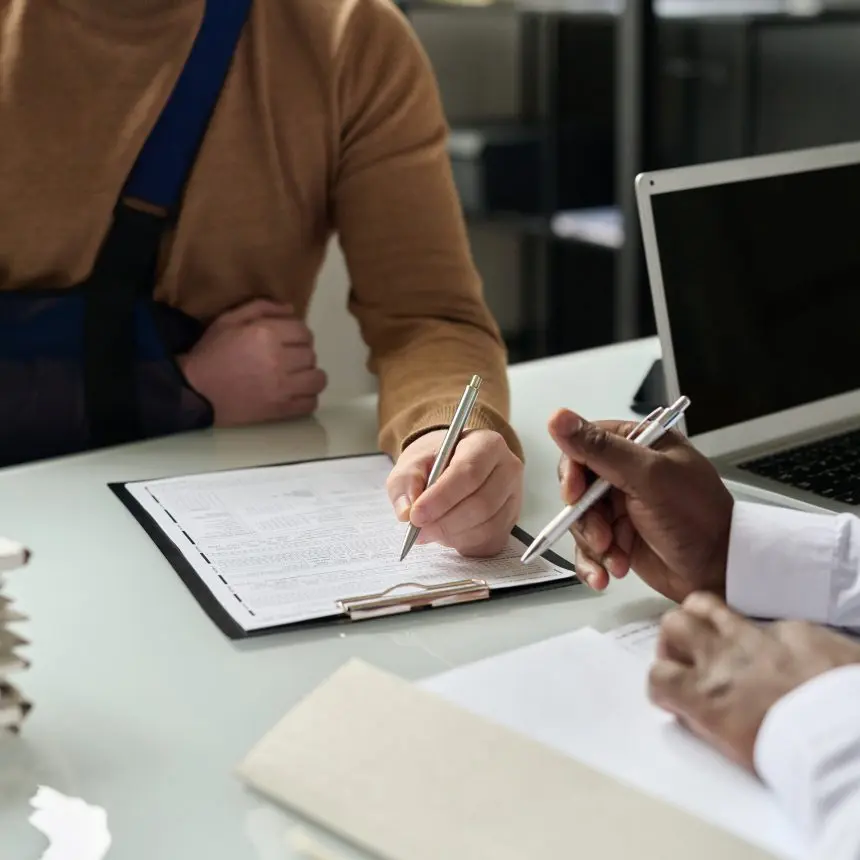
[754,665,860,836]
[726,501,838,623]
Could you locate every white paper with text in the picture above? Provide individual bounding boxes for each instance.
[607,617,663,661]
[124,455,571,632]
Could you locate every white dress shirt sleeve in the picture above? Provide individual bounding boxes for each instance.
[726,501,860,630]
[755,665,860,860]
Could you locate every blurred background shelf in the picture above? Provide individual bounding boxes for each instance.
[399,0,860,362]
[404,0,859,19]
[551,207,624,248]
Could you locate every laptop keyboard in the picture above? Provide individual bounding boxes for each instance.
[738,428,860,506]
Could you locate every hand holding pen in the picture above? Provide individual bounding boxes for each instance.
[399,376,482,560]
[522,397,690,564]
[386,375,524,561]
[527,396,734,602]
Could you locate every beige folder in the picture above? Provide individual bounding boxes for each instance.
[238,659,775,860]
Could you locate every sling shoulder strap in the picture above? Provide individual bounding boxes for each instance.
[83,0,253,450]
[123,0,254,213]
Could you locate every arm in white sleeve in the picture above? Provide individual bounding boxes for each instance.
[755,666,860,860]
[726,501,860,630]
[812,798,860,860]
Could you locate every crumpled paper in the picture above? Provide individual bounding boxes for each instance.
[29,786,111,860]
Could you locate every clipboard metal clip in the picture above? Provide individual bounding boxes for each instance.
[338,579,490,622]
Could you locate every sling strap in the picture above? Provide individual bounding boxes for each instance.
[83,0,253,448]
[124,0,253,211]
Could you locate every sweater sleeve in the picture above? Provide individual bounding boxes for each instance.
[331,0,521,461]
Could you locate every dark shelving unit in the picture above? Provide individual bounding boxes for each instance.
[401,0,656,359]
[402,0,860,362]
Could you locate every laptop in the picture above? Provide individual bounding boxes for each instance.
[636,141,860,513]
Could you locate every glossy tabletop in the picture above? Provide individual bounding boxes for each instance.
[0,337,668,859]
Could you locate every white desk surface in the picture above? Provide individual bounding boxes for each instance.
[0,336,668,859]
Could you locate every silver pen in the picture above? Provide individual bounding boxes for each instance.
[399,374,482,562]
[520,395,691,565]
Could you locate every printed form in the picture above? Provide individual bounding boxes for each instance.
[608,617,663,661]
[124,455,571,633]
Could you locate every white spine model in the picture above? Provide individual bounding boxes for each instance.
[0,537,31,732]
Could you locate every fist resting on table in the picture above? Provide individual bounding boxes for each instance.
[180,299,328,426]
[650,591,860,774]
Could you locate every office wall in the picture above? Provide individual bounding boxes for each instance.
[755,22,860,152]
[309,12,524,404]
[306,241,374,404]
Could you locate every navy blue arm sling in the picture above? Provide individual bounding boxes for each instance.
[0,0,251,467]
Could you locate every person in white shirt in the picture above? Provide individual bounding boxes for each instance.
[548,408,860,860]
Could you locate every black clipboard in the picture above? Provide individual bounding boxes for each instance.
[110,453,578,640]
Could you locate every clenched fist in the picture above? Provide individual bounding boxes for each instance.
[649,592,860,773]
[180,299,327,426]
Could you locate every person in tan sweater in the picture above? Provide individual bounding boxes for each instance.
[0,0,524,557]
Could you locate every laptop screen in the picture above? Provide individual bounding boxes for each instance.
[651,160,860,438]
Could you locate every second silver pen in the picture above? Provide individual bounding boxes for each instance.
[399,375,482,561]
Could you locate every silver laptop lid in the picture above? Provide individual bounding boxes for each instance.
[636,142,860,458]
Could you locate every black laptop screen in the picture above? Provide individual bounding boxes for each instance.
[650,160,860,438]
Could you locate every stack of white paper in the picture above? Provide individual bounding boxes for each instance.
[0,537,31,732]
[422,625,806,859]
